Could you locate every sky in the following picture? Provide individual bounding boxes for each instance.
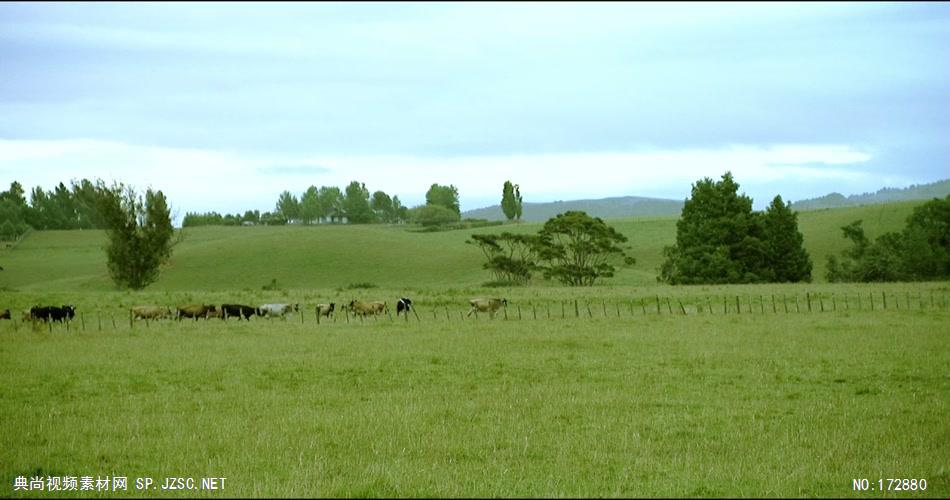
[1,1,948,224]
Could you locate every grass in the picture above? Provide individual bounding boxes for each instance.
[1,299,947,497]
[0,200,946,497]
[0,200,928,292]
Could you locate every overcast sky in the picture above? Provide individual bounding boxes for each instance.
[1,1,947,223]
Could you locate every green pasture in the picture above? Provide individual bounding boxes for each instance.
[0,200,928,292]
[1,289,948,497]
[1,200,947,497]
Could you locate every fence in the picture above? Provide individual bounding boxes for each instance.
[3,289,948,334]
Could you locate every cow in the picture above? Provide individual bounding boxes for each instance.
[316,303,335,318]
[467,298,507,318]
[0,309,10,320]
[259,303,299,319]
[30,305,76,323]
[177,304,216,321]
[131,305,173,321]
[396,298,413,316]
[220,304,261,321]
[346,300,386,317]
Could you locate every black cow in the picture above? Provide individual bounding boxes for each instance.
[220,304,261,321]
[30,305,76,323]
[0,309,10,320]
[396,297,413,316]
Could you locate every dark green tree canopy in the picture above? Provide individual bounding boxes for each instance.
[425,183,460,218]
[501,181,521,221]
[342,181,373,224]
[660,172,811,284]
[827,195,950,282]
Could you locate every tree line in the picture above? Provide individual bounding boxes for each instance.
[183,181,465,227]
[0,179,111,239]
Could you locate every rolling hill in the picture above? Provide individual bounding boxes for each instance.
[461,196,685,222]
[0,200,928,293]
[790,178,950,211]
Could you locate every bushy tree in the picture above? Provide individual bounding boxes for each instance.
[96,182,176,290]
[299,186,321,225]
[827,195,950,282]
[660,172,811,284]
[410,204,459,227]
[660,172,765,284]
[343,181,374,224]
[467,232,540,285]
[425,183,460,219]
[762,195,812,282]
[536,211,635,286]
[371,190,395,223]
[318,186,343,223]
[275,191,300,222]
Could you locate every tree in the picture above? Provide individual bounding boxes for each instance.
[392,195,409,223]
[299,186,320,225]
[660,172,768,284]
[762,195,812,282]
[425,183,460,219]
[536,211,634,286]
[501,181,518,221]
[371,190,394,223]
[342,181,374,224]
[410,204,459,227]
[514,184,523,221]
[467,232,540,285]
[318,186,343,223]
[96,182,176,290]
[827,195,950,282]
[275,191,300,222]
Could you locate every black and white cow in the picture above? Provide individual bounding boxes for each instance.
[396,297,413,316]
[30,305,76,323]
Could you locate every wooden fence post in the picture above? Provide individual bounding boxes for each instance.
[771,294,776,314]
[806,292,812,312]
[666,297,673,314]
[882,291,887,310]
[794,295,800,313]
[657,295,662,315]
[678,299,686,315]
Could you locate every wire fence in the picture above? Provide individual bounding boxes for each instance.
[3,288,948,334]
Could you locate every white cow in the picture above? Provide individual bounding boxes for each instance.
[259,303,299,319]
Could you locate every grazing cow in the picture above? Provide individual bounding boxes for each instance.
[316,303,335,318]
[131,305,173,321]
[347,300,386,317]
[259,303,299,319]
[467,298,507,318]
[177,304,216,321]
[30,305,76,323]
[220,303,261,321]
[396,298,413,316]
[0,309,10,320]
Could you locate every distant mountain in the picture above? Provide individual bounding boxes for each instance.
[462,196,684,222]
[790,179,950,211]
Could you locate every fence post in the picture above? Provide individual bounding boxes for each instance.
[657,296,662,315]
[518,305,522,320]
[806,292,812,312]
[111,313,116,329]
[575,300,579,318]
[585,301,592,318]
[869,292,874,311]
[735,296,740,314]
[707,297,712,314]
[795,295,800,313]
[641,298,646,315]
[832,293,836,312]
[783,294,788,313]
[678,299,686,315]
[819,293,824,312]
[723,295,727,314]
[771,294,776,313]
[533,304,537,320]
[882,291,887,310]
[759,295,764,314]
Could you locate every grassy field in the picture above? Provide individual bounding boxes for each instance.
[1,293,948,498]
[0,200,928,292]
[1,200,947,497]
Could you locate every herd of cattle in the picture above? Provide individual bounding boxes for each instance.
[1,297,511,324]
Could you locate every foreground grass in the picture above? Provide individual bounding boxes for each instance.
[1,305,947,497]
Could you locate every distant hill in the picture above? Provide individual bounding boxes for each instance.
[790,179,950,211]
[462,196,685,222]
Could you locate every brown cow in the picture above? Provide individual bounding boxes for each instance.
[467,298,507,318]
